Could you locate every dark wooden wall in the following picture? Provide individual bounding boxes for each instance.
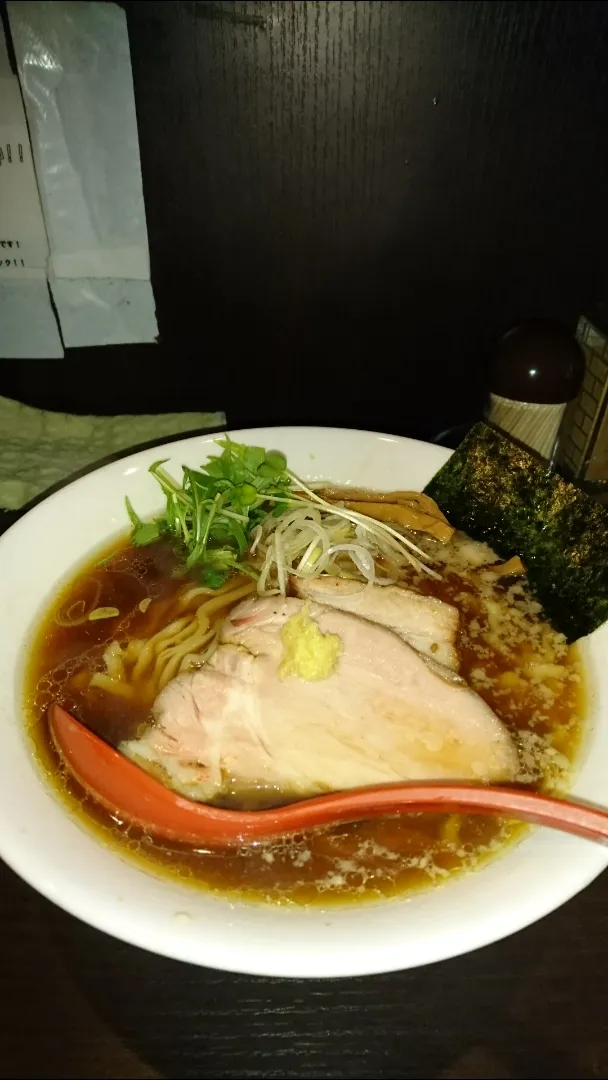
[3,0,608,439]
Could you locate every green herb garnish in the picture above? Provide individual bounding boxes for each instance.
[126,439,293,584]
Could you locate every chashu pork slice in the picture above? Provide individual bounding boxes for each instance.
[292,575,460,671]
[121,596,517,804]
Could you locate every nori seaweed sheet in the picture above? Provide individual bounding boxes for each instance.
[424,422,608,642]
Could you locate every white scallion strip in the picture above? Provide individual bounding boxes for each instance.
[274,527,287,598]
[327,543,376,584]
[297,537,322,572]
[289,472,436,569]
[312,500,435,578]
[258,540,281,596]
[252,473,440,597]
[328,542,397,586]
[250,524,263,556]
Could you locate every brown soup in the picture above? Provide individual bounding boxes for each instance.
[24,532,585,906]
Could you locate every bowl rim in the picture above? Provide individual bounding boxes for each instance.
[0,424,606,979]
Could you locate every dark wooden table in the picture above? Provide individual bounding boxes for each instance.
[2,842,608,1080]
[1,507,607,1080]
[2,0,608,1068]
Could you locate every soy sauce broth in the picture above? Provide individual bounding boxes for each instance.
[23,533,585,907]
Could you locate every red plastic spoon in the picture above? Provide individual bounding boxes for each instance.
[49,704,608,849]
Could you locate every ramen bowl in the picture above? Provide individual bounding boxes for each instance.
[0,427,605,978]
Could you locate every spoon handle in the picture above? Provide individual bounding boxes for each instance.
[50,704,608,848]
[273,783,608,847]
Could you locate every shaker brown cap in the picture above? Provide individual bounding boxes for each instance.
[488,318,586,404]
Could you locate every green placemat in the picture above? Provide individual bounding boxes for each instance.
[0,395,225,509]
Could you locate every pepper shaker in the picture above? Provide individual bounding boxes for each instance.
[485,319,585,463]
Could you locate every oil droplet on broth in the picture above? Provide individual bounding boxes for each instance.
[23,534,586,907]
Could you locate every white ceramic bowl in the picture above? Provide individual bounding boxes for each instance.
[0,426,605,978]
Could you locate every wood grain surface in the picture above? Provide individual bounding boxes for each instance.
[2,845,608,1080]
[2,3,608,1077]
[1,0,607,437]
